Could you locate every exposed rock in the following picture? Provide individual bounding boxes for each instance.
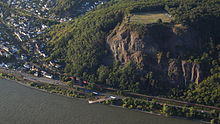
[168,59,183,84]
[106,22,202,86]
[190,63,201,85]
[181,61,201,85]
[107,24,144,63]
[181,61,193,86]
[163,59,201,86]
[107,23,199,62]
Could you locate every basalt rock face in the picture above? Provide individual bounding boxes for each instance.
[107,24,144,64]
[167,60,201,86]
[182,61,201,85]
[107,23,203,86]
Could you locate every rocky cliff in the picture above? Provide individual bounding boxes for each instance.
[107,23,202,86]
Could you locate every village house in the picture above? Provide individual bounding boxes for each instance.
[0,49,10,58]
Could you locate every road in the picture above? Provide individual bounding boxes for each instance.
[1,67,220,112]
[0,68,64,85]
[102,87,220,111]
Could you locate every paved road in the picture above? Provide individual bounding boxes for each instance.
[1,67,220,112]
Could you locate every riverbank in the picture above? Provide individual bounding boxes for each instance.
[103,99,210,124]
[0,70,214,124]
[0,79,204,124]
[0,71,89,100]
[0,77,207,124]
[109,104,208,124]
[0,77,88,103]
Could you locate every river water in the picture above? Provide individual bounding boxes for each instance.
[0,79,203,124]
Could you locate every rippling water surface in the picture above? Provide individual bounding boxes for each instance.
[0,79,203,124]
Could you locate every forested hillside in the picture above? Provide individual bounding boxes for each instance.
[44,0,220,107]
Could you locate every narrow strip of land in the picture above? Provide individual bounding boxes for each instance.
[1,67,220,112]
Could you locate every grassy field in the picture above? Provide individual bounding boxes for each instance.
[129,11,172,24]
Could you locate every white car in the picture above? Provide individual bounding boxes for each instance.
[110,96,116,99]
[92,92,99,95]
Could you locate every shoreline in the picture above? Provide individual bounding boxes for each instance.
[0,77,208,124]
[0,77,88,102]
[108,104,208,124]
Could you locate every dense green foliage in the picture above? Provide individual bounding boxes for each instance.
[171,38,220,107]
[104,97,220,123]
[184,73,220,107]
[47,2,125,74]
[46,0,220,107]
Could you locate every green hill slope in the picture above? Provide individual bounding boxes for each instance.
[44,0,220,105]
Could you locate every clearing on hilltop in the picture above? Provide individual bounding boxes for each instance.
[129,11,172,24]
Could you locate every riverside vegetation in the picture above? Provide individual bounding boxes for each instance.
[0,72,89,99]
[1,0,220,123]
[44,0,220,105]
[40,0,220,122]
[1,72,219,123]
[103,97,220,124]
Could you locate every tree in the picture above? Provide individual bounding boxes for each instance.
[67,81,73,87]
[211,110,218,118]
[161,104,171,116]
[87,83,101,91]
[157,18,162,23]
[186,107,196,119]
[97,65,110,83]
[210,119,218,124]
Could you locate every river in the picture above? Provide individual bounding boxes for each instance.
[0,79,203,124]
